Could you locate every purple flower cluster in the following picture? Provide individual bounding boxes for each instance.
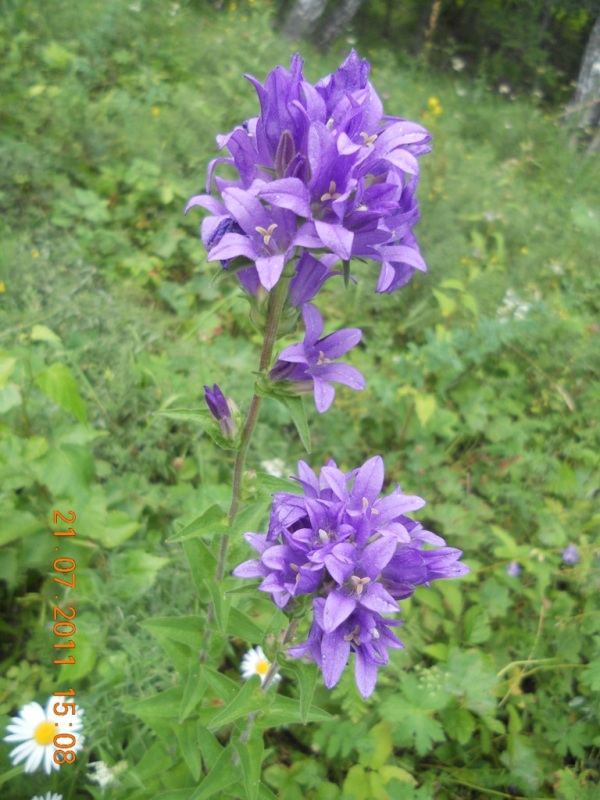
[185,50,431,296]
[233,456,469,698]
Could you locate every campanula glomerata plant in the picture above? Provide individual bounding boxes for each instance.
[183,49,469,703]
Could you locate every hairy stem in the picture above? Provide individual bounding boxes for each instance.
[215,277,290,591]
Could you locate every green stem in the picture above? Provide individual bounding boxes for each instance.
[261,618,299,693]
[217,276,290,580]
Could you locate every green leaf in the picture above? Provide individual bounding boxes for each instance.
[358,721,393,770]
[0,508,44,546]
[207,676,268,731]
[279,395,311,452]
[125,687,183,720]
[226,606,265,642]
[257,695,333,728]
[31,324,62,344]
[383,699,446,756]
[252,472,302,495]
[414,392,436,426]
[203,578,231,634]
[141,617,203,673]
[441,703,476,745]
[34,444,95,501]
[141,616,204,650]
[190,745,236,800]
[154,407,212,426]
[282,661,318,724]
[0,384,21,413]
[201,666,240,705]
[463,605,492,644]
[580,657,600,692]
[182,538,217,593]
[172,718,202,781]
[180,664,207,723]
[168,504,228,542]
[0,355,17,388]
[36,362,87,422]
[111,550,169,597]
[233,728,264,800]
[444,648,498,715]
[343,765,370,800]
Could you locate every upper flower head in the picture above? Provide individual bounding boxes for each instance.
[4,697,84,774]
[186,51,431,299]
[233,456,469,697]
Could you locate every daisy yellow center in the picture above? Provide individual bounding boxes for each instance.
[256,659,270,676]
[34,720,56,746]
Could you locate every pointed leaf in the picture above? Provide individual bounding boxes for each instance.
[207,677,269,731]
[182,538,217,593]
[168,504,228,542]
[172,718,202,781]
[203,578,231,634]
[233,728,264,800]
[180,664,207,723]
[256,695,333,728]
[190,745,236,800]
[278,395,311,452]
[282,661,318,724]
[36,363,87,422]
[226,606,265,642]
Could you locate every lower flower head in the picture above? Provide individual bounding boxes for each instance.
[3,697,84,774]
[233,456,469,698]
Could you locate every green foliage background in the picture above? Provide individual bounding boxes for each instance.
[0,1,599,799]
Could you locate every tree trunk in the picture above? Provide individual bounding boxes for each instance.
[281,0,328,40]
[316,0,366,50]
[568,11,600,142]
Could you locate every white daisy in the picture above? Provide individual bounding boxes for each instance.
[32,793,63,800]
[4,696,84,774]
[240,646,281,686]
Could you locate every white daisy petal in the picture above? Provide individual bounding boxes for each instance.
[3,696,84,774]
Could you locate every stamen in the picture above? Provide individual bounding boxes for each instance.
[316,350,332,366]
[290,563,299,572]
[326,118,335,130]
[350,575,371,596]
[318,529,329,543]
[360,132,378,147]
[255,223,278,245]
[343,624,361,645]
[320,180,342,202]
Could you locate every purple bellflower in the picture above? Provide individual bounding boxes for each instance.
[268,304,365,413]
[233,455,469,698]
[561,544,580,565]
[204,384,238,440]
[185,51,431,297]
